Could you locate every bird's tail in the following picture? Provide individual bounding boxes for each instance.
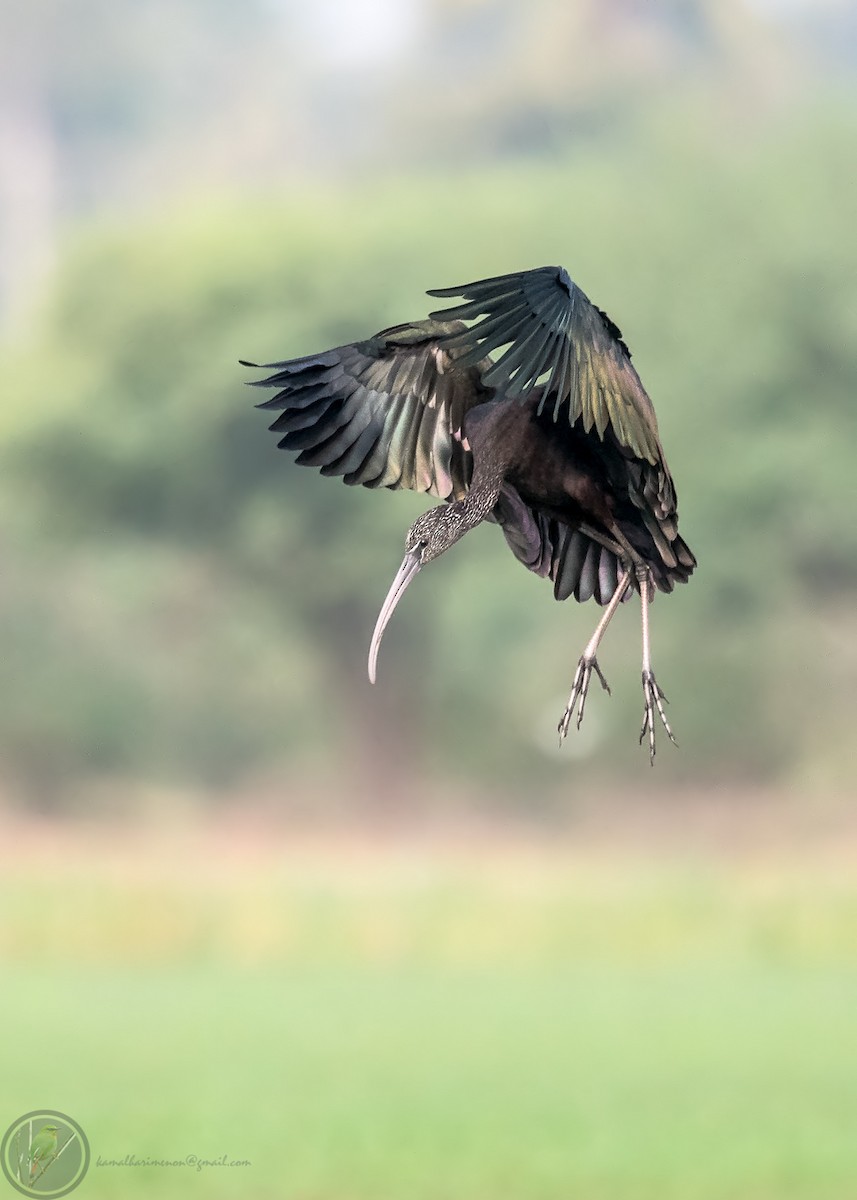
[652,531,696,592]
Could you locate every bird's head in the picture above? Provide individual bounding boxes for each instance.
[405,502,468,564]
[43,1127,58,1134]
[368,501,469,683]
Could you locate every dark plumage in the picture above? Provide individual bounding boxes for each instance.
[245,266,696,760]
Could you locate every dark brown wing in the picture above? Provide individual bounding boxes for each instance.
[492,486,632,604]
[427,266,663,465]
[606,431,696,584]
[491,404,696,602]
[245,320,493,500]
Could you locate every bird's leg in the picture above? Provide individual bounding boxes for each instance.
[558,567,632,743]
[638,568,677,764]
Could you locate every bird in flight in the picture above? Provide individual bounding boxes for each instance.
[245,266,696,761]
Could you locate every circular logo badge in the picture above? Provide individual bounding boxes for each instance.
[1,1112,90,1197]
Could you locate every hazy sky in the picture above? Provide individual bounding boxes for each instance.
[282,0,423,66]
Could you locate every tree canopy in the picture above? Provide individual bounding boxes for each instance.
[1,107,855,811]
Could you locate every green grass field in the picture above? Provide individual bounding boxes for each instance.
[2,820,857,1198]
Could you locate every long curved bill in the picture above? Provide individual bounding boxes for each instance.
[368,549,422,684]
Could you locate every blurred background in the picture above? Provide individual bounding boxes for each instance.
[1,1,856,1197]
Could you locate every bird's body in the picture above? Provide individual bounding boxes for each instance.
[28,1125,58,1181]
[247,266,695,759]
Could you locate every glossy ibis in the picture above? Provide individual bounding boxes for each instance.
[246,266,696,761]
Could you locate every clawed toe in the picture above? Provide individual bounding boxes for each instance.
[558,656,611,744]
[639,670,676,764]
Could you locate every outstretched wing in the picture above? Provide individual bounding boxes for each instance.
[428,266,662,466]
[493,486,632,605]
[246,320,494,500]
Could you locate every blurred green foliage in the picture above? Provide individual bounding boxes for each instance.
[1,110,855,809]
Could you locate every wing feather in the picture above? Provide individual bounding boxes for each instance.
[492,488,635,607]
[428,266,662,465]
[246,320,493,501]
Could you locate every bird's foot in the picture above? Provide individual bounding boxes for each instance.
[639,670,677,765]
[558,656,611,743]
